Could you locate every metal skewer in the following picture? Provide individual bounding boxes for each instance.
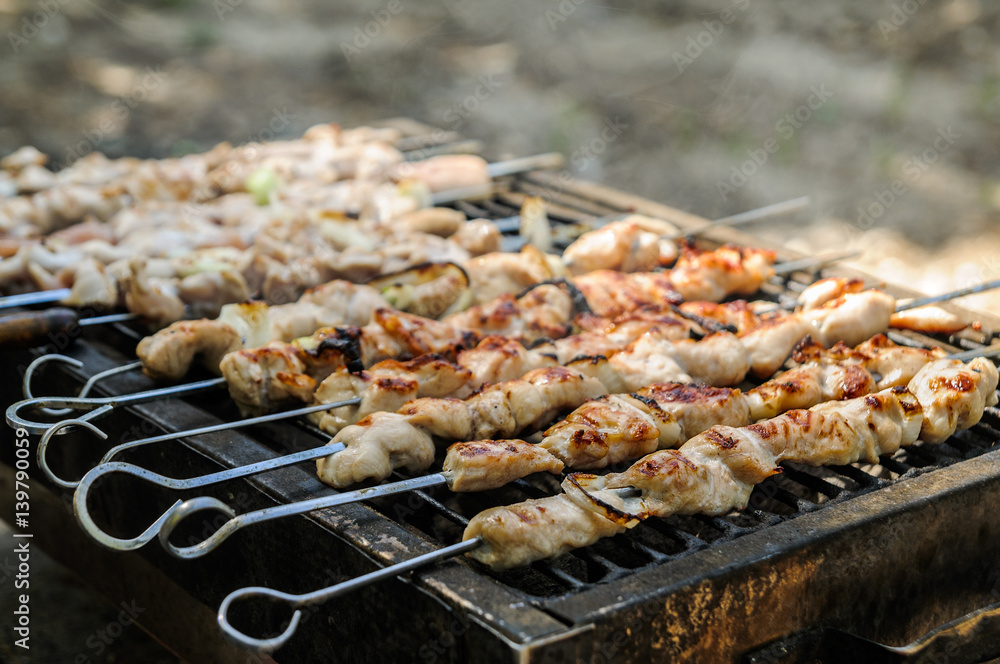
[158,472,444,560]
[668,195,811,240]
[213,485,638,652]
[492,195,812,238]
[771,250,861,276]
[217,537,484,652]
[758,276,1000,316]
[35,397,362,488]
[895,277,1000,312]
[401,139,484,160]
[73,442,347,551]
[485,153,564,178]
[7,377,227,436]
[23,356,143,417]
[0,288,71,310]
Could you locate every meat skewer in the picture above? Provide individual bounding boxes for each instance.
[10,277,991,447]
[3,280,600,439]
[15,278,984,470]
[208,353,999,652]
[0,192,806,315]
[150,247,853,389]
[220,249,865,416]
[43,309,712,490]
[294,284,964,488]
[489,354,998,569]
[0,147,563,316]
[126,337,973,559]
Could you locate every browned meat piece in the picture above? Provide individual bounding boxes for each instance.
[463,495,626,570]
[442,440,564,492]
[136,319,242,380]
[908,357,999,443]
[743,361,875,420]
[310,354,474,432]
[667,243,776,303]
[796,277,864,310]
[219,340,319,413]
[444,283,574,343]
[851,334,947,389]
[890,306,967,335]
[315,412,436,488]
[317,367,606,488]
[563,218,677,275]
[391,154,490,193]
[449,219,501,256]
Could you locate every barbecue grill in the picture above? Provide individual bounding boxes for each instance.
[2,120,999,663]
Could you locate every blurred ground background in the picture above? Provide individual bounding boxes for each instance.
[1,0,999,309]
[0,0,999,660]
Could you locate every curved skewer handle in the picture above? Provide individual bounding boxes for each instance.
[37,419,109,489]
[36,397,363,489]
[217,537,483,652]
[7,376,226,435]
[74,444,347,550]
[159,469,443,559]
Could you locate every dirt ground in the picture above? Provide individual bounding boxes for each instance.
[0,0,999,660]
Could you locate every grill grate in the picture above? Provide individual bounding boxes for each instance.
[8,170,1000,662]
[75,183,1000,604]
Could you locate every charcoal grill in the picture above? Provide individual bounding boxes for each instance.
[2,120,1000,663]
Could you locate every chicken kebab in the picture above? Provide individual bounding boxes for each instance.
[462,354,998,568]
[0,123,542,319]
[146,334,990,566]
[128,240,777,400]
[1,122,457,241]
[300,280,926,486]
[201,351,997,652]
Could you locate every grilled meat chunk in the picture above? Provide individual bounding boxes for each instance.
[463,495,626,570]
[136,319,242,380]
[563,218,678,275]
[908,357,998,443]
[315,412,436,488]
[316,367,606,488]
[443,440,564,492]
